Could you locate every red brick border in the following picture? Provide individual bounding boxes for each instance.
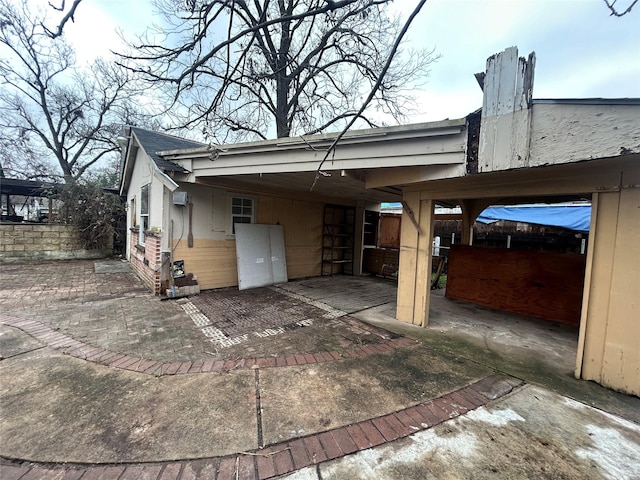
[0,315,418,376]
[0,374,524,480]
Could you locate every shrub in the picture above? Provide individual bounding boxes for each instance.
[57,181,123,251]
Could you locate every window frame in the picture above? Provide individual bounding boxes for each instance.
[130,198,136,227]
[139,183,150,246]
[228,195,255,236]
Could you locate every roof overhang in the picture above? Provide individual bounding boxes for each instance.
[1,178,61,196]
[119,130,180,195]
[193,170,404,204]
[162,119,468,203]
[118,141,137,196]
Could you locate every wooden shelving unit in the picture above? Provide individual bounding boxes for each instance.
[322,204,355,275]
[363,210,380,248]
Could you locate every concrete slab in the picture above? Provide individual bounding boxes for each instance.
[353,289,578,375]
[428,289,579,373]
[356,301,640,425]
[277,276,397,313]
[1,260,638,478]
[283,385,640,480]
[259,348,492,445]
[93,259,131,274]
[0,352,257,463]
[0,325,44,360]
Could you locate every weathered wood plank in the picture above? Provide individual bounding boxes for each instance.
[379,214,401,248]
[397,192,421,323]
[600,187,640,393]
[363,248,400,277]
[446,245,586,326]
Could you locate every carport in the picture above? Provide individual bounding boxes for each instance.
[369,48,639,396]
[0,177,60,222]
[118,47,639,396]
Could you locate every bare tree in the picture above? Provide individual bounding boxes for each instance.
[119,0,436,142]
[0,0,135,183]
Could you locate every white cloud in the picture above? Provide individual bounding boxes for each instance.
[63,0,155,65]
[392,0,640,121]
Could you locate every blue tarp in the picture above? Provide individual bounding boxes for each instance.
[477,205,591,233]
[381,203,591,233]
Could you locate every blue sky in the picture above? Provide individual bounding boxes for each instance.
[64,0,640,124]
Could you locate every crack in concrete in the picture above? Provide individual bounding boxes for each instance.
[0,345,47,360]
[255,368,265,449]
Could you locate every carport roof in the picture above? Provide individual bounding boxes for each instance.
[0,178,60,196]
[159,118,467,160]
[158,119,468,203]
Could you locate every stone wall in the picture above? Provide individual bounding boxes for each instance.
[0,224,112,261]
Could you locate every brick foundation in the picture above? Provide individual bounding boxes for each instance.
[129,229,162,294]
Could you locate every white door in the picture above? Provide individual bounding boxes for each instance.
[235,224,288,290]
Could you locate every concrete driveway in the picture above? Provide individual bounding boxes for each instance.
[0,259,638,479]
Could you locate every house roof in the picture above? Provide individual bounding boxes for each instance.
[119,127,207,195]
[159,118,467,159]
[130,127,206,174]
[533,98,640,106]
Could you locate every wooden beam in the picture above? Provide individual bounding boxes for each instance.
[416,199,435,327]
[401,201,423,235]
[458,198,496,245]
[575,192,599,379]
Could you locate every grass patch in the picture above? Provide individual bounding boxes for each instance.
[431,273,447,289]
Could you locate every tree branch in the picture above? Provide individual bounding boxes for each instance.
[43,0,83,38]
[603,0,638,16]
[311,0,428,190]
[0,0,133,182]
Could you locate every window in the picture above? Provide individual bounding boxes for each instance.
[230,196,254,235]
[139,184,149,245]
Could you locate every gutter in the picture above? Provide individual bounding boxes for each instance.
[152,160,180,192]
